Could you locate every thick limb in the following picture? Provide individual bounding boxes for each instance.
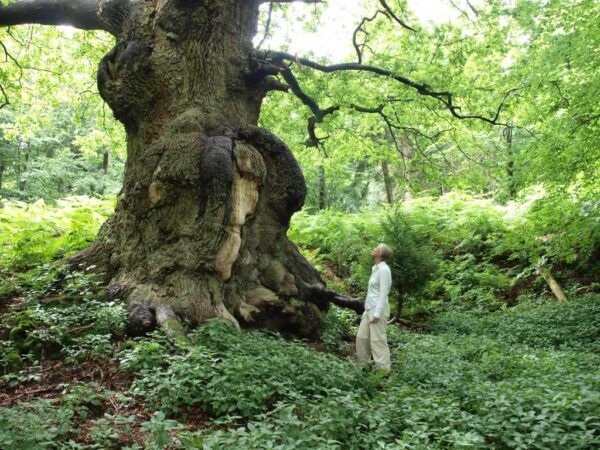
[0,0,130,35]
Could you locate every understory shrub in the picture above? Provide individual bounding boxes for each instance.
[0,196,114,271]
[0,266,126,372]
[0,383,112,449]
[320,304,356,352]
[121,320,374,417]
[381,206,440,316]
[431,295,600,351]
[289,209,381,293]
[194,325,600,449]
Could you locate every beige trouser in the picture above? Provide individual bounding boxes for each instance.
[356,306,391,371]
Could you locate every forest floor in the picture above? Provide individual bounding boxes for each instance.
[1,195,599,448]
[1,266,598,449]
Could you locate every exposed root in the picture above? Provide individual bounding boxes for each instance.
[155,305,187,339]
[126,304,157,337]
[305,284,364,314]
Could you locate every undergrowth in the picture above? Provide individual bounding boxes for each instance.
[430,295,600,352]
[0,193,598,448]
[0,196,114,271]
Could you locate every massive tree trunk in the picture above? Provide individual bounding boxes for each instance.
[0,0,360,338]
[90,0,332,338]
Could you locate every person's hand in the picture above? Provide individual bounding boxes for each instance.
[371,317,380,324]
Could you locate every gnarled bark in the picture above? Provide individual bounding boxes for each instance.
[53,0,335,339]
[2,0,364,339]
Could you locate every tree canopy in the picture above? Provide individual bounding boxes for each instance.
[1,0,597,206]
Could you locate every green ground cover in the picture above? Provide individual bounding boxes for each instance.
[0,195,598,449]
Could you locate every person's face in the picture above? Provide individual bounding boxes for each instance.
[371,245,380,259]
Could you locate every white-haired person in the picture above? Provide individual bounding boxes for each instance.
[356,243,393,371]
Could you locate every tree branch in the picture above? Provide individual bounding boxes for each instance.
[0,0,128,35]
[352,10,385,64]
[353,4,416,64]
[278,65,339,147]
[257,49,513,126]
[257,1,275,49]
[466,0,480,17]
[306,283,364,314]
[0,82,9,109]
[448,0,480,29]
[0,39,24,82]
[378,0,416,32]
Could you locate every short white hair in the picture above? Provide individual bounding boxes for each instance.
[377,243,393,261]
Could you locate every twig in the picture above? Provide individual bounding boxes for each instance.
[378,0,416,31]
[257,1,275,49]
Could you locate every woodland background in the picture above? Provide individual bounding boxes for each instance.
[0,0,598,448]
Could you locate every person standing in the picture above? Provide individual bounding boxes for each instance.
[356,243,393,371]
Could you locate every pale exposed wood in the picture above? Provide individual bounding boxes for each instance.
[537,267,568,302]
[155,305,187,339]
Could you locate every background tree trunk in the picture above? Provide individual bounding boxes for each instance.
[67,0,330,338]
[18,151,28,192]
[400,132,412,202]
[102,151,109,175]
[381,160,394,204]
[394,295,404,321]
[504,126,516,199]
[317,164,327,210]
